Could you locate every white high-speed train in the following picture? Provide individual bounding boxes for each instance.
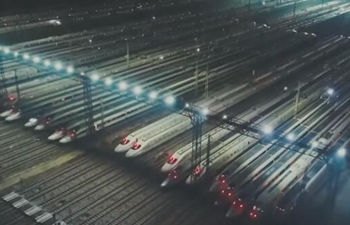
[125,117,192,157]
[160,127,231,187]
[115,113,186,153]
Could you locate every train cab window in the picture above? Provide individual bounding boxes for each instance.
[120,138,130,145]
[193,166,201,176]
[8,95,16,101]
[132,143,141,150]
[167,156,177,164]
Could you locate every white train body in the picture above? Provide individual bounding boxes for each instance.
[186,89,304,186]
[161,127,230,172]
[209,99,304,192]
[125,117,192,157]
[249,98,350,219]
[222,97,337,216]
[36,92,115,131]
[115,113,186,152]
[0,109,13,118]
[57,98,145,143]
[273,161,328,219]
[186,134,258,184]
[249,151,320,219]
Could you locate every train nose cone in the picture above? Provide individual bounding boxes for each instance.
[160,164,172,173]
[0,110,12,118]
[59,136,72,144]
[160,179,170,188]
[48,132,64,141]
[185,176,194,185]
[114,144,130,153]
[160,176,180,188]
[125,150,137,158]
[24,122,33,127]
[5,112,20,121]
[34,124,45,131]
[25,118,38,127]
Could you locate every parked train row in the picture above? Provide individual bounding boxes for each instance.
[0,0,211,35]
[1,2,348,145]
[0,1,350,222]
[115,33,350,159]
[109,33,350,221]
[2,2,340,142]
[160,42,350,220]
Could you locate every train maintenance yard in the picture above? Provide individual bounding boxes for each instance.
[0,0,350,225]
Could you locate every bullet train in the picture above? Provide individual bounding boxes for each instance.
[161,127,229,173]
[211,55,348,195]
[160,127,231,187]
[48,92,133,139]
[209,77,335,195]
[57,99,149,143]
[273,160,328,219]
[162,86,300,188]
[225,96,342,212]
[125,116,192,157]
[186,88,319,186]
[34,90,113,132]
[214,96,332,206]
[186,134,258,185]
[4,85,83,121]
[117,85,247,158]
[115,114,186,153]
[226,89,350,219]
[247,157,328,220]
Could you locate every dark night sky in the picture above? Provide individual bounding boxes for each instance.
[1,0,106,13]
[1,0,166,14]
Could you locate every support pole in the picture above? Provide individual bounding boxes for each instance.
[82,77,94,136]
[70,40,73,63]
[15,70,21,105]
[0,53,7,101]
[126,42,130,68]
[294,81,301,116]
[195,60,199,97]
[191,111,203,182]
[100,95,105,130]
[206,134,211,174]
[205,64,209,98]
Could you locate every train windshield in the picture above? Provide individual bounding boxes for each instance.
[8,95,17,101]
[193,166,202,176]
[121,138,130,145]
[167,156,177,164]
[132,143,141,150]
